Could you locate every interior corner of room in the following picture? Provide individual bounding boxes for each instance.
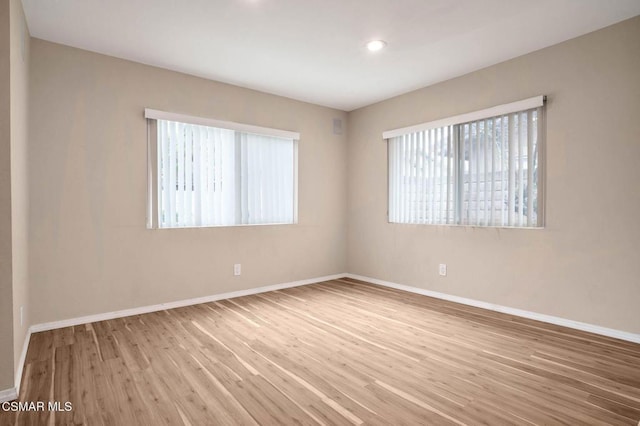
[1,0,639,423]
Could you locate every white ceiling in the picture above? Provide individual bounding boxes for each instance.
[21,0,640,111]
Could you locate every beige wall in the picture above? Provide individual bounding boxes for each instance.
[347,16,640,334]
[0,0,14,391]
[21,15,640,339]
[28,39,348,324]
[10,0,29,380]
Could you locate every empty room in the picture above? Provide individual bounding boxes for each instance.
[1,0,639,424]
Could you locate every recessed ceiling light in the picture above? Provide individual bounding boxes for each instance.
[366,40,387,52]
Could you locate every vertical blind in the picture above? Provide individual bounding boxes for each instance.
[156,119,296,228]
[388,105,542,227]
[389,126,455,225]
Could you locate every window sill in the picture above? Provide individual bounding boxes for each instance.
[387,221,544,230]
[149,222,298,230]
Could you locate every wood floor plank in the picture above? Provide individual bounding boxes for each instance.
[2,278,639,425]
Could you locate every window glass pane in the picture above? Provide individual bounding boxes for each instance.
[157,120,296,228]
[388,107,541,228]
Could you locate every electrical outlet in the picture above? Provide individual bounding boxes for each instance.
[439,264,447,276]
[234,264,241,276]
[20,306,24,326]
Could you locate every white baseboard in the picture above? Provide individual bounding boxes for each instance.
[345,273,640,344]
[31,273,347,333]
[14,328,31,398]
[1,330,33,403]
[0,387,17,403]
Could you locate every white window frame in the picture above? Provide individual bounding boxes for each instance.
[145,109,299,229]
[384,96,546,229]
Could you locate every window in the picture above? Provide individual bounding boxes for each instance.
[145,110,298,228]
[385,96,544,228]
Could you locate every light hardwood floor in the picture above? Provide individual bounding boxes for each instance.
[2,278,640,425]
